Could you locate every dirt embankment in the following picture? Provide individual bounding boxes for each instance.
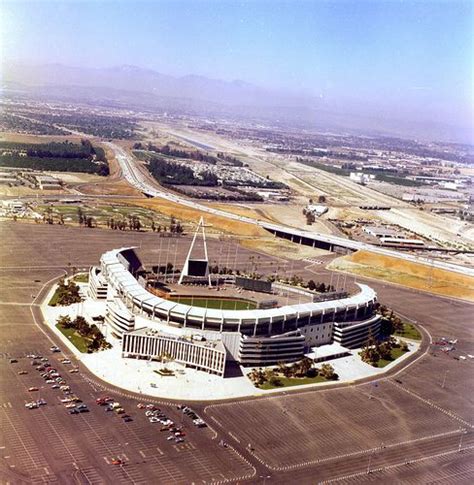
[328,250,474,302]
[109,197,267,238]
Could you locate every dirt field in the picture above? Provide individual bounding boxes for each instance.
[110,197,267,237]
[240,236,330,260]
[328,250,474,301]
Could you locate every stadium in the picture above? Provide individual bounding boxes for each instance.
[89,224,381,375]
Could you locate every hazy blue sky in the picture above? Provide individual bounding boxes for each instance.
[2,0,473,137]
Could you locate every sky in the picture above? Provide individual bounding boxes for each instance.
[2,0,473,139]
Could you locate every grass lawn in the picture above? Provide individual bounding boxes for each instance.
[55,324,90,353]
[376,347,409,368]
[73,273,89,283]
[170,297,257,310]
[394,322,422,340]
[259,375,329,390]
[48,288,61,306]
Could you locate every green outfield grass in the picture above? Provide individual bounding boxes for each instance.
[169,296,257,310]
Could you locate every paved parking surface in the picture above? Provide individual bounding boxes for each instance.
[1,221,473,484]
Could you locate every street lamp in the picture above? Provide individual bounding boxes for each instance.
[367,451,374,474]
[441,370,449,389]
[458,428,467,452]
[259,475,271,484]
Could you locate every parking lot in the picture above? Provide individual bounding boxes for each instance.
[1,221,473,483]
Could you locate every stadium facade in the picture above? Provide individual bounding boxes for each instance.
[91,247,381,374]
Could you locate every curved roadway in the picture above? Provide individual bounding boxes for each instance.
[108,142,474,277]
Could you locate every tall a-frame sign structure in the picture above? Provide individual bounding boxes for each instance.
[178,217,211,286]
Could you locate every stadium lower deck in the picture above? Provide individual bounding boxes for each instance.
[0,222,473,484]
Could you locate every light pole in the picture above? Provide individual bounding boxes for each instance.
[259,475,271,484]
[458,429,467,452]
[367,451,374,474]
[441,369,449,389]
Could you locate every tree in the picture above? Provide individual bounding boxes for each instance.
[308,279,316,291]
[269,375,282,387]
[248,368,266,387]
[77,207,84,226]
[320,363,336,380]
[306,212,315,225]
[306,367,318,378]
[378,341,392,360]
[298,357,314,376]
[318,195,326,203]
[57,314,72,328]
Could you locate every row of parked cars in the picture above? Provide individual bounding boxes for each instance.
[96,397,133,422]
[27,349,89,415]
[140,404,185,443]
[179,405,207,428]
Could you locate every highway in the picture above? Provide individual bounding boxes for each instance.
[108,142,474,277]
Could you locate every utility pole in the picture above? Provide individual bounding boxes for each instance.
[367,451,374,474]
[441,369,449,389]
[459,429,467,452]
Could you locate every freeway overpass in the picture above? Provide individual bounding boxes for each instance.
[108,142,474,278]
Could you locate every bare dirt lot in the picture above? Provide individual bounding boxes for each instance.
[111,197,267,238]
[329,250,474,301]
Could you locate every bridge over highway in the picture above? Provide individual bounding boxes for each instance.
[107,141,474,278]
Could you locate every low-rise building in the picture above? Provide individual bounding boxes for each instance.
[122,327,226,376]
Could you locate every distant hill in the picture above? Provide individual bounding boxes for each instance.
[2,63,311,109]
[2,63,472,144]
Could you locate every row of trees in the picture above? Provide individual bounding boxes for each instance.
[30,112,137,139]
[360,333,408,367]
[0,154,109,176]
[57,315,111,352]
[0,140,109,175]
[378,305,404,334]
[77,208,97,228]
[135,142,220,164]
[248,358,338,387]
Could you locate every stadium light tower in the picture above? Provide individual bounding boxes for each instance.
[178,217,211,286]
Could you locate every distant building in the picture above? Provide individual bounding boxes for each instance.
[1,200,25,212]
[306,204,328,217]
[349,172,374,185]
[363,226,403,239]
